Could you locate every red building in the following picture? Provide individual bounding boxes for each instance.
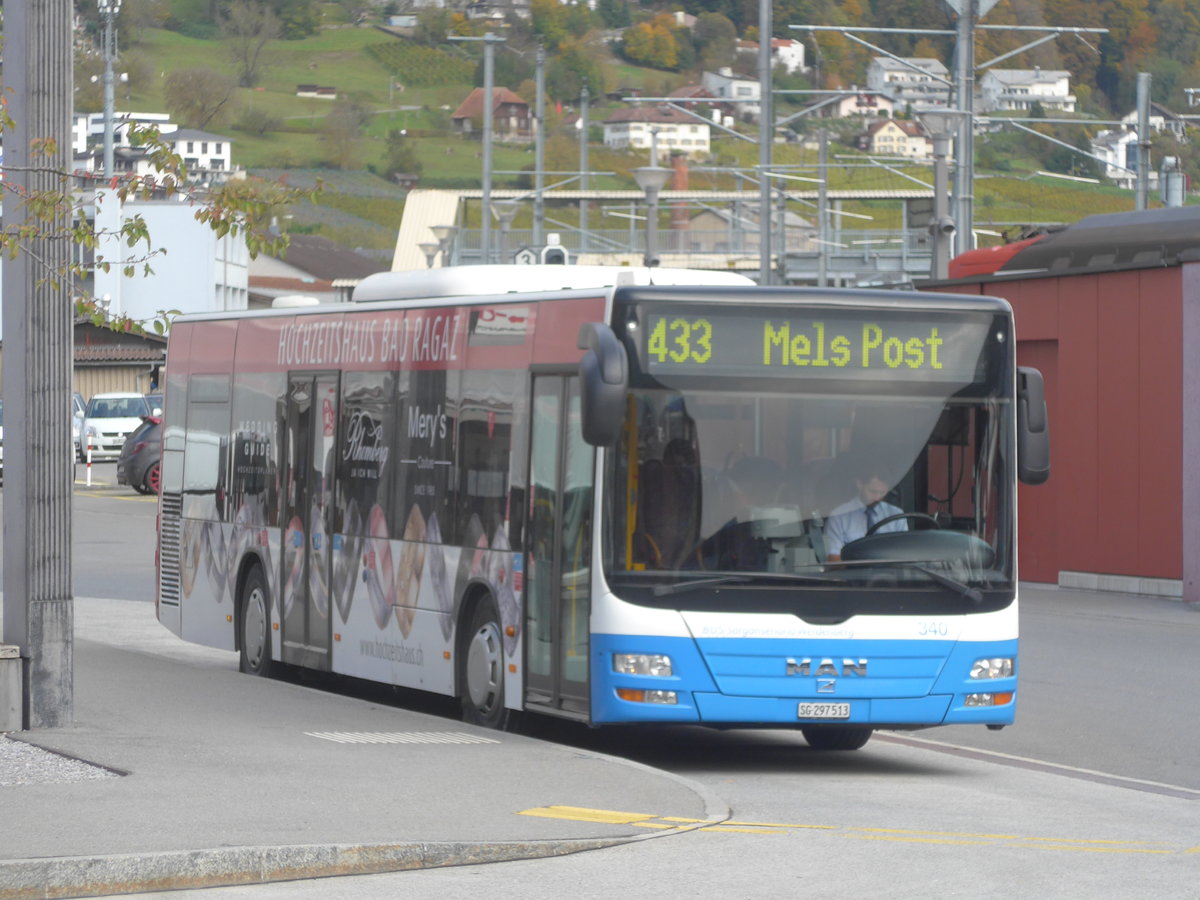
[931,207,1200,602]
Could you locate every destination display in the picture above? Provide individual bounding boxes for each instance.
[640,307,996,383]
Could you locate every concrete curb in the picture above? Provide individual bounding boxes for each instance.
[0,837,638,899]
[0,736,732,899]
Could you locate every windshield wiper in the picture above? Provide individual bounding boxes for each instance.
[652,572,842,597]
[882,561,984,605]
[653,575,752,596]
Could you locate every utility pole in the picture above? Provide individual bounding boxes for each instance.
[450,32,505,264]
[2,0,76,729]
[1136,72,1151,211]
[580,84,590,254]
[534,46,546,248]
[947,0,993,256]
[758,0,773,285]
[817,130,829,286]
[99,0,122,177]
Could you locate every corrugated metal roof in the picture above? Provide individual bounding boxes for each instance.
[393,189,463,272]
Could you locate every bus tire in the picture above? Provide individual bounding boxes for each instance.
[460,598,510,730]
[801,726,873,751]
[238,564,274,678]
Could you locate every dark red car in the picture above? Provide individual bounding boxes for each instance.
[116,415,162,494]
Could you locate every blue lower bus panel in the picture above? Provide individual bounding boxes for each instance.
[590,633,1018,726]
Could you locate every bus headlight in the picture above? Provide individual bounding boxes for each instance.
[616,688,678,704]
[613,653,673,677]
[965,692,1014,707]
[970,657,1013,680]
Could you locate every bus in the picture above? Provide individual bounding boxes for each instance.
[156,264,1049,751]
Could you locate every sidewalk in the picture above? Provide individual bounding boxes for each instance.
[0,598,726,899]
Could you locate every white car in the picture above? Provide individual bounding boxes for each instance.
[81,392,151,460]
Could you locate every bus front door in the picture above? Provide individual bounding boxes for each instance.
[281,373,339,670]
[525,375,594,719]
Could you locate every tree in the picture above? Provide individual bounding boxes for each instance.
[220,0,280,87]
[413,7,450,47]
[265,0,320,39]
[621,14,680,70]
[531,0,568,49]
[596,0,631,29]
[163,67,236,129]
[322,99,367,170]
[381,129,422,181]
[694,12,736,72]
[546,38,606,102]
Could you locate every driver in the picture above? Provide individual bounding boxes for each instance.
[824,461,907,561]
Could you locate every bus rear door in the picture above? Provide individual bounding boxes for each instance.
[280,373,339,670]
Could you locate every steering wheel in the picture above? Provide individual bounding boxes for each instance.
[865,512,940,536]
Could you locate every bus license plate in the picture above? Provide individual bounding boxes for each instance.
[797,702,851,720]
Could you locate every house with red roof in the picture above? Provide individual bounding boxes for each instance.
[451,87,533,142]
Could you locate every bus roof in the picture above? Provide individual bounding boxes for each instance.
[352,265,757,303]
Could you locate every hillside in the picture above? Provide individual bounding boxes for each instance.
[78,1,1189,252]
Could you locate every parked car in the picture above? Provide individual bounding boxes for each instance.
[81,392,150,460]
[116,415,162,494]
[72,392,85,460]
[145,392,163,415]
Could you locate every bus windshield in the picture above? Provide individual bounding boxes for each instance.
[603,300,1015,616]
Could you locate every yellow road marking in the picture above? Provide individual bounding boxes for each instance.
[517,807,1187,854]
[703,826,786,834]
[852,835,991,846]
[518,806,656,825]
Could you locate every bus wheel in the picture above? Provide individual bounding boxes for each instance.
[239,565,274,677]
[801,726,873,751]
[461,599,509,729]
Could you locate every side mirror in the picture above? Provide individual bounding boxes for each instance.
[577,322,628,446]
[1017,366,1050,485]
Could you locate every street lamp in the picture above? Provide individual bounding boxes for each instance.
[632,166,671,267]
[430,224,458,267]
[490,200,519,264]
[917,110,966,281]
[418,242,440,269]
[98,0,123,179]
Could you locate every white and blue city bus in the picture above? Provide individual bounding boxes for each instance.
[156,265,1048,751]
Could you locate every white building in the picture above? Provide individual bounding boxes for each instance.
[701,68,762,122]
[979,68,1076,114]
[1090,128,1142,189]
[91,193,249,323]
[1120,102,1188,142]
[808,89,895,119]
[72,111,176,156]
[71,114,237,184]
[165,129,234,178]
[861,118,933,159]
[602,106,711,159]
[866,57,951,111]
[735,39,807,74]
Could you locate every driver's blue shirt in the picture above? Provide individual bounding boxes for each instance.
[824,498,906,558]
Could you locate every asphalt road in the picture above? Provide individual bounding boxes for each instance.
[3,474,1198,898]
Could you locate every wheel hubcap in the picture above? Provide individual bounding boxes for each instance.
[243,587,267,669]
[466,621,502,711]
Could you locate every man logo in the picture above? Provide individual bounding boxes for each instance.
[785,658,868,677]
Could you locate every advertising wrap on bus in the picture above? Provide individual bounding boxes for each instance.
[156,267,1047,751]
